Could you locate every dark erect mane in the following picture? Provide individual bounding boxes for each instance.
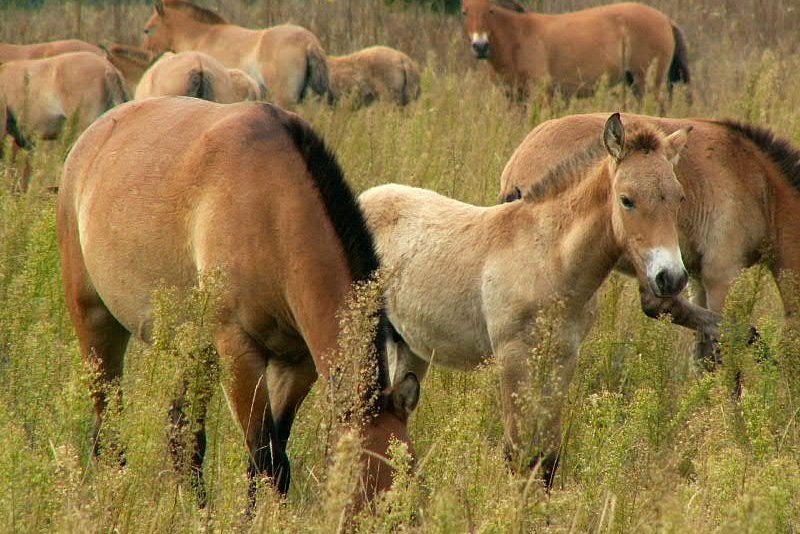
[521,121,667,203]
[164,0,228,24]
[522,142,606,202]
[269,104,391,394]
[716,119,800,192]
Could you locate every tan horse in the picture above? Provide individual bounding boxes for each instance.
[501,112,800,358]
[100,43,155,94]
[461,0,690,97]
[0,51,128,143]
[143,0,328,107]
[0,39,103,62]
[360,113,690,484]
[57,97,419,503]
[328,46,421,106]
[135,51,259,102]
[103,44,263,101]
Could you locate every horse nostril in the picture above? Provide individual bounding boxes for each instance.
[655,270,669,294]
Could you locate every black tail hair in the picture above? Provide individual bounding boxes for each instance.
[186,68,215,101]
[668,23,691,91]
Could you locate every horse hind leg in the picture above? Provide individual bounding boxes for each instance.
[265,353,318,493]
[63,275,130,457]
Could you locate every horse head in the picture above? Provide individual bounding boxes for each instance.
[603,113,692,298]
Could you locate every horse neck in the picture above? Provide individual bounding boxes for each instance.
[513,161,621,304]
[169,16,219,51]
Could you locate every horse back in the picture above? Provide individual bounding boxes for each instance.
[59,97,355,353]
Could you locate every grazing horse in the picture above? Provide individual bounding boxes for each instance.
[142,0,328,107]
[328,46,421,107]
[500,113,800,358]
[100,43,155,94]
[0,52,128,144]
[0,39,103,62]
[103,44,263,101]
[135,51,260,102]
[360,113,690,483]
[461,0,690,97]
[56,97,419,503]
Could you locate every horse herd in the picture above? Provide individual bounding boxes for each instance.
[3,0,800,513]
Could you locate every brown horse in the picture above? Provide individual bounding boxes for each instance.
[0,52,128,144]
[56,97,419,503]
[143,0,328,107]
[135,51,260,102]
[501,112,800,358]
[328,46,421,106]
[360,114,690,484]
[461,0,690,97]
[0,39,103,62]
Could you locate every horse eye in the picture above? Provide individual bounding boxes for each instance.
[620,196,635,209]
[143,28,151,35]
[462,9,466,15]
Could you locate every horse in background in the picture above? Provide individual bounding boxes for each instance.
[143,0,328,107]
[0,52,128,145]
[461,0,690,98]
[501,113,800,359]
[0,39,103,62]
[360,113,691,485]
[328,46,421,107]
[135,51,262,102]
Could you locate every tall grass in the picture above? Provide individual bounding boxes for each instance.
[1,0,800,532]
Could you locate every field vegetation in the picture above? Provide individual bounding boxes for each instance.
[1,0,800,532]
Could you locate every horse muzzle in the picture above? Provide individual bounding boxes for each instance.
[645,247,689,298]
[471,40,490,59]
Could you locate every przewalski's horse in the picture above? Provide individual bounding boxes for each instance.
[0,51,128,144]
[0,39,103,62]
[143,0,328,107]
[103,44,263,101]
[328,46,421,107]
[100,43,155,94]
[135,51,259,102]
[57,97,419,504]
[461,0,690,98]
[500,112,800,358]
[360,113,690,484]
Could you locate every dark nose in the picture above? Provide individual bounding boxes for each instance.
[472,41,489,58]
[655,268,689,297]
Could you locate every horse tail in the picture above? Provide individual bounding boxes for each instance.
[303,41,329,100]
[186,66,215,102]
[103,66,130,111]
[5,107,32,149]
[668,23,691,91]
[400,57,421,106]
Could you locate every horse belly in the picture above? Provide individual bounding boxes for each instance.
[386,283,492,371]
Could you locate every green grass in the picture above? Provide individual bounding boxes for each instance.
[1,1,800,532]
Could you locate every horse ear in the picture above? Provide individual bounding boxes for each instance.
[390,372,420,417]
[603,112,625,161]
[153,0,165,16]
[663,125,693,165]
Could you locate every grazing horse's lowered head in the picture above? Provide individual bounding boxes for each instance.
[603,113,691,298]
[143,0,228,56]
[462,0,526,59]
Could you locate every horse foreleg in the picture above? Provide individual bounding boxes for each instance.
[638,284,722,362]
[496,338,576,488]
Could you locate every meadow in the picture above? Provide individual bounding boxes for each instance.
[1,0,800,532]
